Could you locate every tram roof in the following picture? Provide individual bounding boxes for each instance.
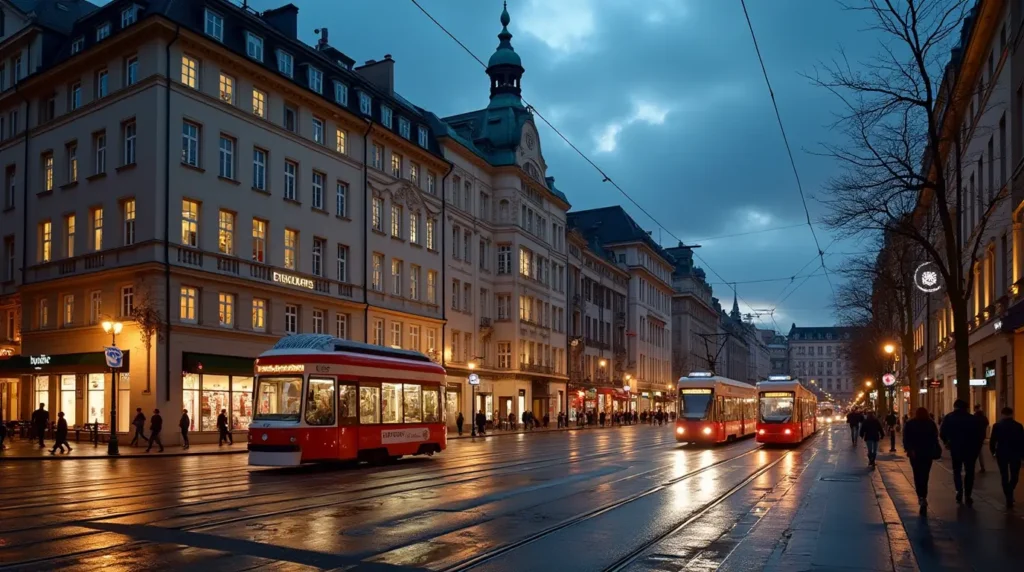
[756,379,811,393]
[260,334,436,364]
[677,374,753,390]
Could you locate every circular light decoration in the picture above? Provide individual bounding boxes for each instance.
[914,262,942,293]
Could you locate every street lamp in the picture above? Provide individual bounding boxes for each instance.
[101,320,123,456]
[883,343,895,355]
[468,361,478,437]
[865,380,873,387]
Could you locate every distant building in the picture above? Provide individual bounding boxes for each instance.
[787,325,855,403]
[765,332,789,376]
[665,244,719,380]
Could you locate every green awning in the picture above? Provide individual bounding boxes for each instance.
[0,351,130,372]
[182,352,255,375]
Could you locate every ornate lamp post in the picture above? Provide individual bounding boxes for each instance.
[101,320,123,456]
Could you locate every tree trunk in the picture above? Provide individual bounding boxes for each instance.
[905,342,919,412]
[951,299,972,405]
[145,339,152,394]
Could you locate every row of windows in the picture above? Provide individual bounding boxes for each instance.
[369,252,440,304]
[32,120,136,195]
[261,379,442,427]
[370,196,438,249]
[34,286,136,330]
[37,200,135,263]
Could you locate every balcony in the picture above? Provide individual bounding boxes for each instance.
[176,246,203,267]
[480,317,493,338]
[26,243,147,284]
[522,363,554,374]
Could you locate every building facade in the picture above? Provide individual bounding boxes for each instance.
[787,325,855,403]
[666,244,720,380]
[569,207,675,413]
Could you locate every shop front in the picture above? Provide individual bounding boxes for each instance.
[0,351,131,431]
[181,353,255,436]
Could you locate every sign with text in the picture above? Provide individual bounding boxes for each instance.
[272,271,315,289]
[29,355,51,366]
[381,428,430,444]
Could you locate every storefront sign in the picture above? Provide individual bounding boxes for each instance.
[882,373,896,387]
[0,347,14,359]
[29,355,51,366]
[254,363,304,374]
[985,367,996,378]
[104,347,124,368]
[969,378,987,386]
[927,379,942,388]
[381,428,430,444]
[468,373,480,385]
[272,271,315,289]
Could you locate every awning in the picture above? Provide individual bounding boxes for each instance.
[182,352,255,375]
[0,351,130,373]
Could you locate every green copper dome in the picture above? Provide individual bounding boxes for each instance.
[487,2,522,68]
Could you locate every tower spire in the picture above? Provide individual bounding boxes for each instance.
[730,287,741,320]
[486,1,525,108]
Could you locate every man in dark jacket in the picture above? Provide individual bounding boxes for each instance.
[31,403,49,448]
[217,409,232,445]
[940,399,982,505]
[49,412,72,454]
[475,410,486,436]
[847,409,864,446]
[860,411,885,466]
[129,407,148,447]
[989,406,1024,508]
[146,408,164,453]
[974,405,990,473]
[179,409,191,449]
[885,410,899,453]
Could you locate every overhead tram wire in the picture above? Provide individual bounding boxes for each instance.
[409,0,767,314]
[739,0,839,309]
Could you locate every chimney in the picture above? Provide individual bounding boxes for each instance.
[315,27,329,50]
[262,4,299,39]
[356,54,395,93]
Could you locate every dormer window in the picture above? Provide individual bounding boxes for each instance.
[307,66,323,93]
[96,22,111,41]
[359,92,371,115]
[204,9,223,41]
[246,32,263,61]
[121,6,138,28]
[398,117,410,139]
[277,50,293,78]
[71,37,84,55]
[334,81,348,106]
[418,126,429,148]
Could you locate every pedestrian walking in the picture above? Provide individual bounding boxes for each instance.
[860,411,885,467]
[599,411,606,427]
[904,407,942,513]
[0,419,7,450]
[146,408,164,452]
[129,407,148,447]
[217,409,233,445]
[456,412,464,436]
[475,410,486,435]
[179,409,191,449]
[989,406,1024,509]
[940,399,982,506]
[974,405,990,473]
[847,409,863,446]
[48,412,72,454]
[885,410,899,453]
[31,403,49,448]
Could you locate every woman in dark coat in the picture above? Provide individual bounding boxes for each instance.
[903,407,941,512]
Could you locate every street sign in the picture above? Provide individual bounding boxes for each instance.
[104,346,123,368]
[882,373,896,387]
[468,373,480,385]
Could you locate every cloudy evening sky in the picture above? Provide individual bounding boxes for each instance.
[173,0,891,328]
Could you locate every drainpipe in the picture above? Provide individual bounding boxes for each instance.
[164,25,181,403]
[361,120,373,342]
[440,161,454,368]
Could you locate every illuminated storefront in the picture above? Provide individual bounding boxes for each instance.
[181,353,256,432]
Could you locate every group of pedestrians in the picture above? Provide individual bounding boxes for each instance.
[851,399,1024,513]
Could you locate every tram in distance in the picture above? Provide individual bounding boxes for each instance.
[248,334,447,466]
[755,376,818,445]
[675,372,758,444]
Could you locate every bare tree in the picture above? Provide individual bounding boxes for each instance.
[128,283,164,395]
[810,0,1007,404]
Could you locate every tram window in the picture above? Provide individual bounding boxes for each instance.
[403,384,422,423]
[254,376,302,421]
[382,382,402,424]
[338,383,358,425]
[423,387,440,422]
[305,377,336,426]
[438,386,446,423]
[359,385,380,424]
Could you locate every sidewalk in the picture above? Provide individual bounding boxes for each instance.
[1,421,666,459]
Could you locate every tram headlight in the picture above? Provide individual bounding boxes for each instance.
[676,427,685,435]
[702,427,712,435]
[758,428,766,435]
[784,429,792,435]
[289,436,297,443]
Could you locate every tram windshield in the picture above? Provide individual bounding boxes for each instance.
[679,389,714,420]
[759,392,794,423]
[254,376,303,421]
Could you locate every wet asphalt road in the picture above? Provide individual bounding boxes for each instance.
[0,424,834,571]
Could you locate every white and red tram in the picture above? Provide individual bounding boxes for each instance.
[674,372,758,444]
[755,376,818,445]
[248,334,447,466]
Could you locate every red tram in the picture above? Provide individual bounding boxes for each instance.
[755,376,818,445]
[247,334,447,466]
[674,372,757,444]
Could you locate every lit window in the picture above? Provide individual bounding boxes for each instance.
[391,152,402,178]
[284,229,297,270]
[204,9,224,41]
[251,218,266,263]
[181,199,199,247]
[218,293,234,328]
[391,259,402,296]
[410,212,419,243]
[246,32,263,61]
[277,50,293,77]
[91,208,103,251]
[427,218,436,250]
[42,153,53,192]
[218,210,234,255]
[64,214,75,258]
[252,88,266,118]
[372,197,383,231]
[372,144,383,170]
[252,299,266,332]
[391,204,403,238]
[372,253,383,291]
[410,265,420,300]
[123,199,136,246]
[336,129,347,154]
[180,55,198,89]
[180,286,197,323]
[181,121,199,166]
[219,73,234,104]
[410,162,419,184]
[427,270,437,303]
